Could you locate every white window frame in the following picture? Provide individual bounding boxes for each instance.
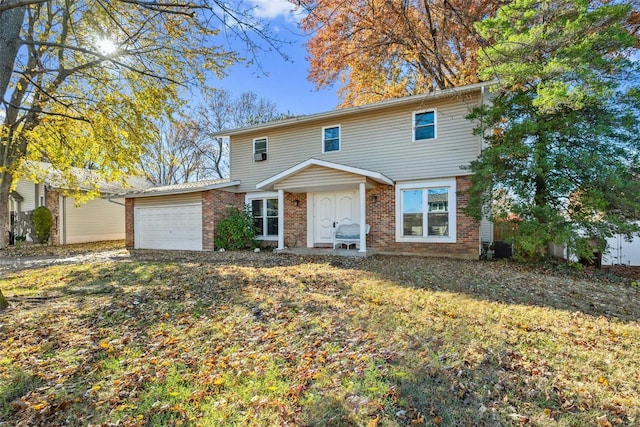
[322,125,341,153]
[412,109,437,142]
[246,192,279,241]
[253,137,268,162]
[395,179,456,243]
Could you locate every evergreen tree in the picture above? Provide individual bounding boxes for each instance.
[466,0,640,260]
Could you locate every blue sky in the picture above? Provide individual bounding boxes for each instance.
[211,0,340,116]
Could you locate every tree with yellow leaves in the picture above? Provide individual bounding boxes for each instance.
[0,0,285,307]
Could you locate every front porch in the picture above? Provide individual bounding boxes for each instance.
[255,159,394,254]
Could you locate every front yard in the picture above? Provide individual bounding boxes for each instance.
[1,247,638,426]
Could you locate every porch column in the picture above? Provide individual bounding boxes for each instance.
[278,189,285,250]
[359,182,367,253]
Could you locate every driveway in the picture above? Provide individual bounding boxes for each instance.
[0,249,131,272]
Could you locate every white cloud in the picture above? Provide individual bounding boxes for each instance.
[249,0,302,21]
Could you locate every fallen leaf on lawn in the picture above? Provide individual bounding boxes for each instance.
[31,402,47,411]
[10,400,27,411]
[597,415,612,427]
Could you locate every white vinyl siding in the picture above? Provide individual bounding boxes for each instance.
[480,216,493,244]
[15,179,37,211]
[62,196,125,244]
[274,165,365,192]
[230,94,481,193]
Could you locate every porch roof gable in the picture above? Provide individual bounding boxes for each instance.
[256,159,394,191]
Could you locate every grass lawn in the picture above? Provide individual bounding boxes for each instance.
[1,248,639,426]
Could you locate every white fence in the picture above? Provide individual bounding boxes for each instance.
[603,234,640,266]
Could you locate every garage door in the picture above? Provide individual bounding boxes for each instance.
[134,201,202,250]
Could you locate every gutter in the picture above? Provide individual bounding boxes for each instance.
[211,81,499,138]
[107,196,125,207]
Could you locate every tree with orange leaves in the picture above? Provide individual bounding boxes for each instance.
[293,0,640,107]
[294,0,504,107]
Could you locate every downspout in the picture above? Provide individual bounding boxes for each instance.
[107,195,125,206]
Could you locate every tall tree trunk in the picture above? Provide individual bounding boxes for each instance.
[0,170,12,249]
[0,171,11,309]
[0,6,25,102]
[0,5,24,308]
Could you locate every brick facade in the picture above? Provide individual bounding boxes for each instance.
[125,198,135,249]
[45,188,60,245]
[205,190,244,250]
[278,175,478,259]
[128,177,479,259]
[283,193,307,248]
[125,190,244,251]
[364,176,479,259]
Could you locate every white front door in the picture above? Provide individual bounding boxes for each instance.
[314,191,359,245]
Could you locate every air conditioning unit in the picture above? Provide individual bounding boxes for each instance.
[254,152,267,161]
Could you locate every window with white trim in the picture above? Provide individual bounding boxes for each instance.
[413,110,436,141]
[322,125,340,152]
[248,196,278,239]
[396,180,456,243]
[253,137,268,161]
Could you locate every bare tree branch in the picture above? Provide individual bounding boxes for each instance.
[0,0,47,14]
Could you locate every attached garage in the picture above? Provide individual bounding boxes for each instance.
[134,195,203,251]
[125,179,241,251]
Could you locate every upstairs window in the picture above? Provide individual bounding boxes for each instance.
[253,137,267,162]
[323,126,340,153]
[413,110,436,141]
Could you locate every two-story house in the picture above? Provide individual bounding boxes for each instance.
[125,82,492,259]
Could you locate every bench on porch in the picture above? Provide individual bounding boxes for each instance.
[333,223,370,250]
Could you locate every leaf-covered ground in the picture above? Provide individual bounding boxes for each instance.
[1,245,639,426]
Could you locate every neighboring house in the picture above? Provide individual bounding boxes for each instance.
[126,82,493,258]
[8,162,151,245]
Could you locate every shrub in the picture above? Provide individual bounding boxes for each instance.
[214,205,258,250]
[32,206,53,244]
